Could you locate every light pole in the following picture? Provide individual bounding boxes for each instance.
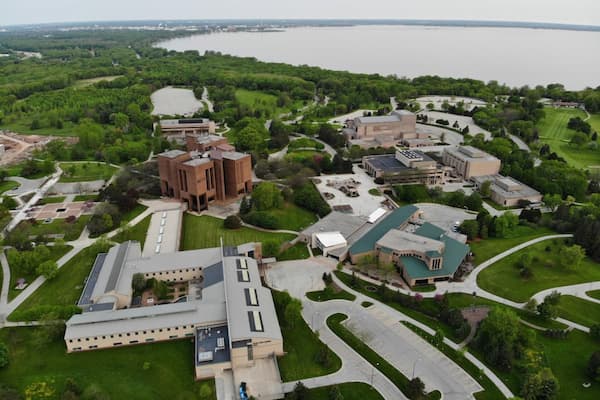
[370,362,379,386]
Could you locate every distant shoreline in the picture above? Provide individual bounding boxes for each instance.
[3,19,600,33]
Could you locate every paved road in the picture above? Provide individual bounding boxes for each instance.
[5,176,46,196]
[268,258,485,400]
[202,87,214,113]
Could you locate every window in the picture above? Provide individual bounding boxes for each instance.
[237,269,250,282]
[245,288,259,306]
[77,339,81,342]
[159,329,163,332]
[69,339,73,343]
[248,311,264,332]
[102,336,106,339]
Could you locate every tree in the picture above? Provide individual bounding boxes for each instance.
[0,342,8,368]
[37,260,58,280]
[473,307,533,369]
[289,382,309,400]
[465,192,483,211]
[590,324,600,341]
[328,385,344,400]
[587,351,600,380]
[459,220,479,240]
[536,301,558,321]
[224,215,242,229]
[132,273,146,294]
[558,244,586,269]
[480,180,492,198]
[251,182,283,211]
[543,193,562,212]
[198,384,214,400]
[521,368,559,400]
[262,240,279,258]
[407,377,426,399]
[519,252,533,269]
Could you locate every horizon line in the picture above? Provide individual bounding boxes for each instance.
[2,18,600,32]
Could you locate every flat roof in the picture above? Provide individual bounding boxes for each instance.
[78,253,107,306]
[182,158,211,167]
[363,154,409,173]
[301,211,367,239]
[222,151,248,161]
[196,325,231,366]
[349,205,419,256]
[444,146,499,162]
[356,114,401,124]
[222,257,282,342]
[158,149,187,159]
[315,232,347,248]
[377,229,444,255]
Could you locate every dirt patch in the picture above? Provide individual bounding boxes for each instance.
[0,131,77,166]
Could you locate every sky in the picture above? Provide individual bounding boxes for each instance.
[2,0,599,27]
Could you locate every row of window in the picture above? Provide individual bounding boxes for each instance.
[68,324,196,343]
[145,267,199,277]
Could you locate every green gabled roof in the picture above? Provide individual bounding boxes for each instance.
[402,231,470,279]
[425,250,442,258]
[414,223,445,240]
[349,205,418,256]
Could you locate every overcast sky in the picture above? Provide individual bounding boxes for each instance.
[2,0,599,26]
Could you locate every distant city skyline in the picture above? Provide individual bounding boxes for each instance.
[2,0,599,27]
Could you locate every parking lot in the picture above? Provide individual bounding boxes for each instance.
[314,165,390,217]
[414,202,476,233]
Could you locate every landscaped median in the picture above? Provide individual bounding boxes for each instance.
[327,313,441,400]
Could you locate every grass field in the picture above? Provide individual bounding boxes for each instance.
[469,225,554,264]
[555,295,600,327]
[264,202,318,231]
[36,196,67,205]
[59,162,118,182]
[273,290,341,381]
[587,289,600,300]
[0,327,216,400]
[121,203,148,223]
[180,214,295,250]
[0,180,19,195]
[278,243,311,261]
[8,245,73,301]
[14,215,90,241]
[538,330,600,400]
[113,215,152,248]
[0,119,80,137]
[536,107,600,169]
[235,89,303,119]
[306,282,356,302]
[73,75,124,87]
[477,239,600,302]
[9,242,111,321]
[286,383,384,400]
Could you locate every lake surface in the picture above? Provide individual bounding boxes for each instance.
[158,25,600,90]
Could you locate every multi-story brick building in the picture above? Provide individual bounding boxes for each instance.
[442,146,501,179]
[158,138,252,211]
[343,110,427,148]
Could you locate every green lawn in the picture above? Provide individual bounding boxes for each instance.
[587,290,600,300]
[286,383,384,400]
[181,214,295,250]
[477,239,600,302]
[288,137,325,151]
[285,150,329,164]
[113,215,152,248]
[59,162,118,182]
[278,243,311,261]
[73,75,124,87]
[73,194,98,202]
[555,295,600,327]
[0,119,80,137]
[9,242,111,321]
[36,196,66,205]
[306,282,356,302]
[327,314,440,400]
[14,215,90,242]
[121,203,148,223]
[0,327,216,400]
[402,321,505,400]
[536,107,600,169]
[273,290,341,381]
[469,225,555,264]
[235,89,303,119]
[264,202,318,231]
[0,180,19,195]
[8,245,73,301]
[538,330,600,400]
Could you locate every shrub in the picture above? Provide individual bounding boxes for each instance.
[242,211,279,230]
[223,215,242,229]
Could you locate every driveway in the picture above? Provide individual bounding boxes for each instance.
[267,258,482,400]
[6,176,46,196]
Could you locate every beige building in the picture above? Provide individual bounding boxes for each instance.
[343,110,427,148]
[442,146,501,179]
[473,174,542,207]
[363,150,445,185]
[159,118,216,140]
[67,241,283,391]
